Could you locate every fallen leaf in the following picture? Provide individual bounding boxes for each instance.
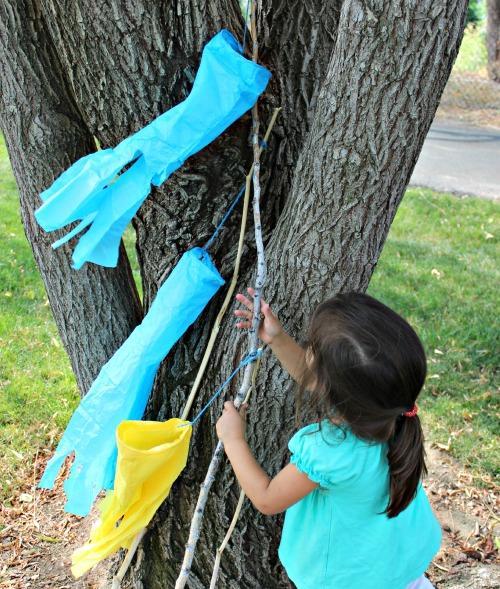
[36,534,61,544]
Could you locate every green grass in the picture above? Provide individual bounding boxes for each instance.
[368,188,499,480]
[0,135,498,503]
[0,137,79,500]
[453,23,488,76]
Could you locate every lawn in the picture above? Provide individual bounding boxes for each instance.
[368,189,499,479]
[0,134,498,504]
[0,137,79,500]
[453,22,488,76]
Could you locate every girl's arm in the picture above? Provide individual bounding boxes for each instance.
[217,401,318,515]
[268,330,308,385]
[235,287,308,384]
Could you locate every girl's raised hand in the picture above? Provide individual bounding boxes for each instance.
[234,287,283,345]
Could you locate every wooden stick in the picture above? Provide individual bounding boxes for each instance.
[208,355,261,589]
[209,489,245,589]
[248,0,265,349]
[174,369,253,588]
[175,5,266,584]
[110,528,146,588]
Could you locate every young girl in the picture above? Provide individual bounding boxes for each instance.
[216,289,442,589]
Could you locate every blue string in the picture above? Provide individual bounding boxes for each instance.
[203,139,269,251]
[179,348,262,428]
[203,184,246,251]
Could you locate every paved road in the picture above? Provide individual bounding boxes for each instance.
[410,120,500,200]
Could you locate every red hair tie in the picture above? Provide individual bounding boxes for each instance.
[403,403,418,418]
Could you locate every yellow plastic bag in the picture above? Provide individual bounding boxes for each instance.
[71,418,192,578]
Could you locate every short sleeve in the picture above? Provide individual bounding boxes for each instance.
[288,422,354,490]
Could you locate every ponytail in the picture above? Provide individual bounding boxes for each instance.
[385,414,427,518]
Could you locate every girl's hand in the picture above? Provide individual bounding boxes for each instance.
[234,287,283,345]
[216,400,248,444]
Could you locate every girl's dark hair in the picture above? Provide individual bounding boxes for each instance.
[297,292,427,518]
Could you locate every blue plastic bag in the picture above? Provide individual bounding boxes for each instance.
[38,248,224,516]
[35,29,271,269]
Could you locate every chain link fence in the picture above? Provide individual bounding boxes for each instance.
[440,72,500,111]
[437,23,500,127]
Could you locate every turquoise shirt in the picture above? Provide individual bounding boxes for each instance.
[278,420,442,589]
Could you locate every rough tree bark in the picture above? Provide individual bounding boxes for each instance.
[487,0,500,82]
[0,0,142,393]
[0,0,468,588]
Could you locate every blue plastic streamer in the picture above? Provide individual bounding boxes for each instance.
[38,248,224,516]
[35,29,271,270]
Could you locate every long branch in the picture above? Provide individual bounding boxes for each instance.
[174,7,265,586]
[208,353,261,588]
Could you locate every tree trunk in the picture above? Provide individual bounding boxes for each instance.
[0,0,142,394]
[487,0,500,82]
[0,0,468,587]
